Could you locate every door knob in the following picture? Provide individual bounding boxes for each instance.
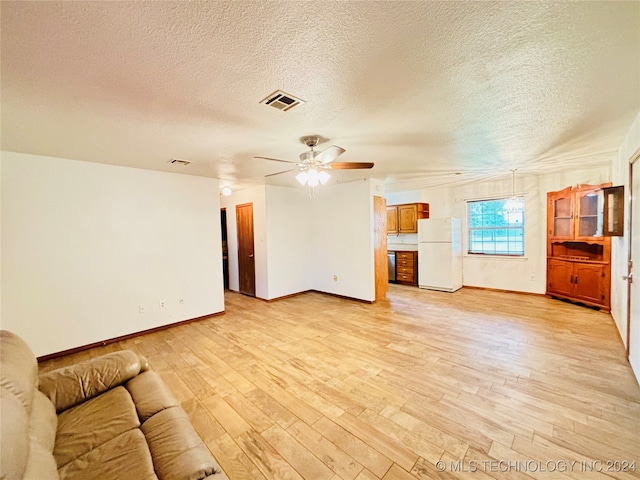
[249,254,254,258]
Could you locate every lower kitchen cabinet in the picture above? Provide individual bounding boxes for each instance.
[395,251,418,286]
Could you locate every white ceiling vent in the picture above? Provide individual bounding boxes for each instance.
[260,90,305,111]
[168,158,191,165]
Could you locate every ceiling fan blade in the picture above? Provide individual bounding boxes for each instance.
[328,162,374,170]
[265,168,299,178]
[316,145,346,164]
[254,156,299,164]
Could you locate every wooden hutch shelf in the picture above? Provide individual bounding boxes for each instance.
[546,183,611,312]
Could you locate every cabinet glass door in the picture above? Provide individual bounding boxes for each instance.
[576,189,603,239]
[551,195,573,238]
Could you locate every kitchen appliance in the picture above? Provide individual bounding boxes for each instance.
[418,217,462,292]
[387,251,396,282]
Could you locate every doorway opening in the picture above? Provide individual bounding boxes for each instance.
[221,208,229,290]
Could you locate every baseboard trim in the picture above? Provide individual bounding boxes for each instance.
[265,290,312,302]
[463,285,545,297]
[259,289,373,304]
[36,311,225,362]
[312,289,374,304]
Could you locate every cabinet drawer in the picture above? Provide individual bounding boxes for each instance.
[397,273,415,283]
[396,252,414,261]
[397,265,414,274]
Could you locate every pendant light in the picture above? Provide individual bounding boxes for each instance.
[504,169,523,213]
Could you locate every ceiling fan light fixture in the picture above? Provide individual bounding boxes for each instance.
[295,168,330,187]
[259,135,369,187]
[296,171,308,185]
[318,170,330,185]
[307,169,320,187]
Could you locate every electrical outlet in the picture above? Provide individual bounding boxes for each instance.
[333,275,338,282]
[139,305,145,314]
[159,300,166,309]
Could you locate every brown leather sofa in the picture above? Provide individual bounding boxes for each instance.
[0,330,228,480]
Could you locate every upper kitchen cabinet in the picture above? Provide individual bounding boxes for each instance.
[387,207,398,234]
[387,203,429,234]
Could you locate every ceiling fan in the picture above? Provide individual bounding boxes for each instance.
[255,136,374,187]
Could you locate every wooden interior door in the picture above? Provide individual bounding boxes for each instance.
[374,196,388,300]
[628,153,639,364]
[221,208,229,290]
[236,203,256,297]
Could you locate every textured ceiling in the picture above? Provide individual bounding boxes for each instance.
[2,1,639,192]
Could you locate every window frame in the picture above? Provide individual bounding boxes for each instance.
[467,197,525,257]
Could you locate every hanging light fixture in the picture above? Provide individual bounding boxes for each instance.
[296,168,330,187]
[504,169,523,213]
[221,186,232,196]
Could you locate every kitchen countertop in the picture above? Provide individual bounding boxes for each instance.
[388,244,418,252]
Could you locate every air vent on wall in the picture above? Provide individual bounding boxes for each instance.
[168,159,191,166]
[260,90,305,111]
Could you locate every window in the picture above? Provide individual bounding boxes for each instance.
[467,198,524,256]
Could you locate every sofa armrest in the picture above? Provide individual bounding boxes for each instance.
[38,350,144,412]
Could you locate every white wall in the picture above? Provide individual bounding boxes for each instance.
[1,152,224,357]
[610,112,640,384]
[311,179,376,301]
[220,186,268,298]
[264,186,312,299]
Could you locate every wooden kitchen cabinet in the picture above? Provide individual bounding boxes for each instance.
[395,251,418,285]
[386,207,398,234]
[546,183,611,311]
[386,203,429,234]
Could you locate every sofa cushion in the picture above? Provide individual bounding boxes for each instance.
[39,351,143,412]
[0,331,38,414]
[126,371,179,422]
[29,390,57,452]
[142,406,222,480]
[22,440,59,480]
[0,389,31,480]
[54,386,140,468]
[58,429,157,480]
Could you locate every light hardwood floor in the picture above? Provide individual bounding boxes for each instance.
[40,285,640,480]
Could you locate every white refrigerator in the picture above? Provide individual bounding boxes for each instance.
[417,217,463,292]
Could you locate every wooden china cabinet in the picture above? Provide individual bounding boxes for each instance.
[546,183,611,311]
